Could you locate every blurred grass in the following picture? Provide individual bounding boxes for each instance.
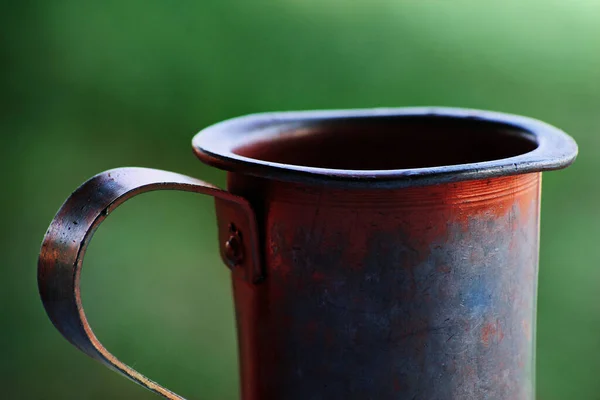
[1,1,599,399]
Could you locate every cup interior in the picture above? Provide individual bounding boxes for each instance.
[232,116,538,170]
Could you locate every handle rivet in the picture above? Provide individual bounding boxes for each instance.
[225,223,244,267]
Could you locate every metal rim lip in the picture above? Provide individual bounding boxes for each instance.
[192,107,578,188]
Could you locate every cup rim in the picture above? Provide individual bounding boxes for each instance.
[192,107,578,188]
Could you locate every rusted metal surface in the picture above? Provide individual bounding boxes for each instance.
[229,172,542,399]
[39,108,578,399]
[37,167,261,400]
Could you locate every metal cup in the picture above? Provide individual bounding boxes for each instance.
[38,107,577,399]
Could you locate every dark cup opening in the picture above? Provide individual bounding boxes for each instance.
[193,108,577,188]
[232,117,538,171]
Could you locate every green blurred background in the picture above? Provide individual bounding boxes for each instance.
[2,1,599,399]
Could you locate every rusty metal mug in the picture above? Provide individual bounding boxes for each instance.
[38,108,577,399]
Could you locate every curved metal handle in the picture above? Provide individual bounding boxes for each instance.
[38,167,261,399]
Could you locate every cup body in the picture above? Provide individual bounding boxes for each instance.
[227,171,541,399]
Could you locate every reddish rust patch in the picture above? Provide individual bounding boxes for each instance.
[481,320,504,347]
[311,271,325,282]
[481,323,496,347]
[437,264,451,273]
[271,249,292,277]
